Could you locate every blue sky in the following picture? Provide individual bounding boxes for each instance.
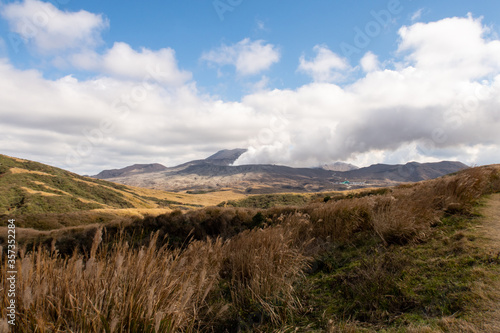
[3,0,500,99]
[1,0,500,174]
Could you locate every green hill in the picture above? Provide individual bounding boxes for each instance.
[0,154,225,229]
[0,154,139,214]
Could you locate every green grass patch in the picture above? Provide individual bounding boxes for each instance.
[291,213,500,331]
[222,193,310,209]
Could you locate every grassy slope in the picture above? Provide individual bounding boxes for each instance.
[0,154,246,229]
[293,210,500,331]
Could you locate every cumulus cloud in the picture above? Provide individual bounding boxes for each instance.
[71,42,192,85]
[360,51,380,72]
[235,15,500,167]
[298,45,351,82]
[201,38,280,76]
[398,15,500,79]
[0,58,266,174]
[1,0,108,53]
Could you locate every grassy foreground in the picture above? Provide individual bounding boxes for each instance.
[1,165,500,331]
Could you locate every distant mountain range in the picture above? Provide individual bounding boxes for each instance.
[93,149,469,193]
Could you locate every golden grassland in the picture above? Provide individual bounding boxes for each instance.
[8,168,54,176]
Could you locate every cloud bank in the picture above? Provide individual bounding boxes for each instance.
[0,2,499,174]
[235,15,500,167]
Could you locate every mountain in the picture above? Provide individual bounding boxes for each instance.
[93,150,469,193]
[342,161,469,183]
[93,149,247,180]
[94,163,167,179]
[205,148,247,165]
[321,162,359,172]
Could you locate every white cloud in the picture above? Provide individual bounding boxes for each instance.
[2,14,500,175]
[235,16,500,167]
[360,51,380,72]
[398,15,500,79]
[411,8,424,22]
[201,38,280,76]
[298,45,350,82]
[0,58,266,174]
[71,42,192,85]
[256,20,266,31]
[248,75,270,93]
[1,0,108,53]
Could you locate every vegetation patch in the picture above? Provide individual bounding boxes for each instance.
[221,193,310,208]
[294,213,499,331]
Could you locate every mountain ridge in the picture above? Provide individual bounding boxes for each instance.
[92,149,469,193]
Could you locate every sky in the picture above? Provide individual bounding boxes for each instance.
[1,0,500,175]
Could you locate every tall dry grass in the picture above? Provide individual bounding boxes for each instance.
[2,229,224,332]
[301,165,500,246]
[222,222,312,325]
[1,224,311,331]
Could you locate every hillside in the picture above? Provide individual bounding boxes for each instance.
[93,149,469,193]
[0,154,245,229]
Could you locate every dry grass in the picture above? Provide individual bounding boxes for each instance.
[1,165,499,331]
[2,231,225,332]
[8,168,54,176]
[129,186,247,208]
[19,187,61,197]
[92,207,173,218]
[0,223,311,331]
[222,223,312,325]
[300,165,500,247]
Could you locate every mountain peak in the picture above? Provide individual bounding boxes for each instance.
[321,162,359,172]
[205,149,247,166]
